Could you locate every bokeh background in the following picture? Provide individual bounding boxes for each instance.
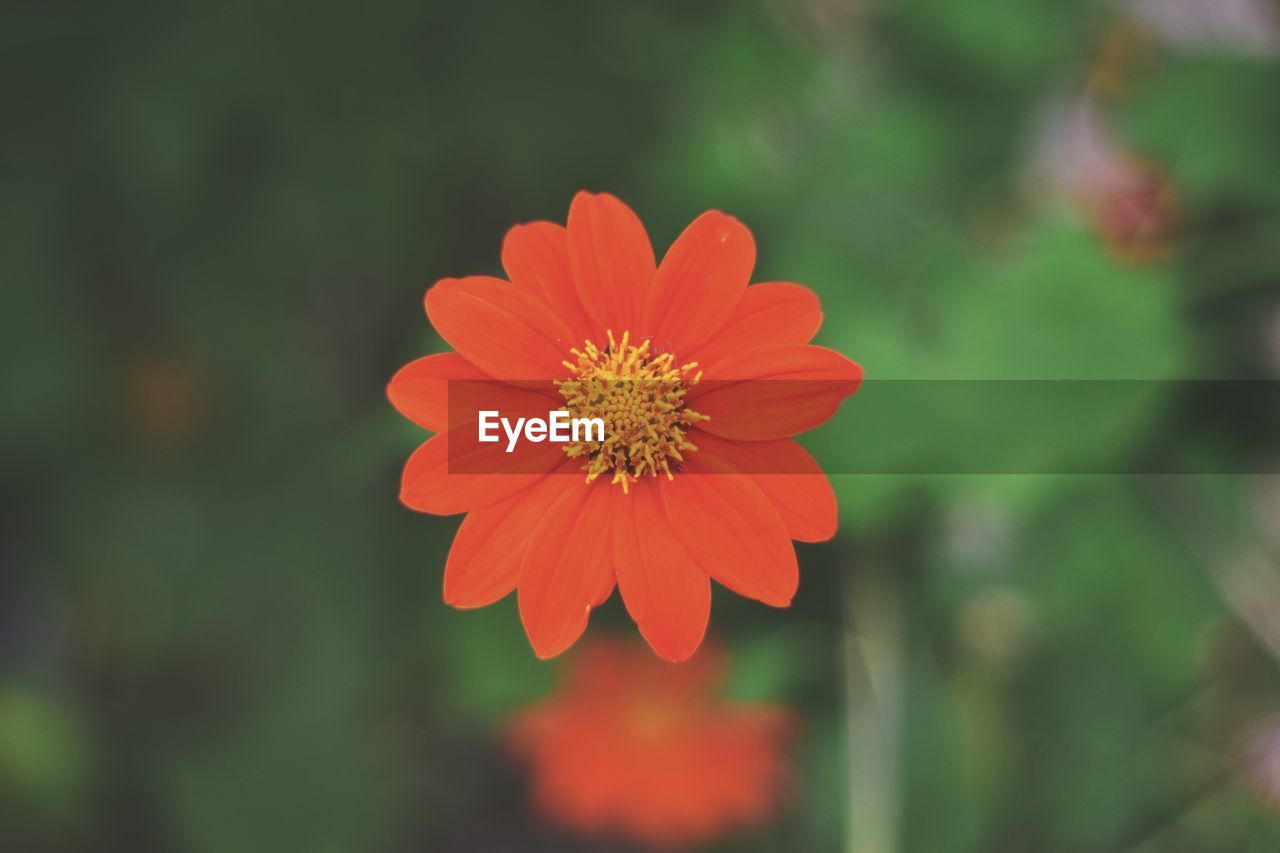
[5,0,1280,850]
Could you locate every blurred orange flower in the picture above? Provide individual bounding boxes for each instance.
[389,192,860,661]
[505,639,795,847]
[123,354,210,449]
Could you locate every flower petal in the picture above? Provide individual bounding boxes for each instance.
[518,481,616,658]
[424,276,576,380]
[502,221,595,343]
[644,211,755,357]
[566,192,655,337]
[612,481,711,662]
[660,471,798,607]
[693,344,863,440]
[687,282,822,368]
[387,352,490,433]
[443,474,572,609]
[692,432,838,543]
[399,430,557,515]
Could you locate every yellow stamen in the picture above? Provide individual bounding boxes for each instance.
[555,330,706,492]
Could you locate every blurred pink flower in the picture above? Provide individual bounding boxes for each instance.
[1125,0,1280,56]
[1244,718,1280,809]
[1266,310,1280,377]
[1030,96,1177,264]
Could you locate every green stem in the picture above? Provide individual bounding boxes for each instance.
[843,562,904,853]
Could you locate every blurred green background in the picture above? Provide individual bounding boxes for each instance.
[4,0,1280,850]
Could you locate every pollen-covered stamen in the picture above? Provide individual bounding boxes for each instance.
[556,330,706,492]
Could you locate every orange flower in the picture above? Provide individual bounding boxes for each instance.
[389,192,861,661]
[505,639,795,846]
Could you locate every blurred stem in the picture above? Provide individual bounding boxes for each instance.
[1104,772,1230,853]
[843,561,904,853]
[1136,477,1280,665]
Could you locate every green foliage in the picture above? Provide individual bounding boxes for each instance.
[4,0,1279,850]
[0,689,90,818]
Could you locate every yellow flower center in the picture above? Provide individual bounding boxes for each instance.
[556,330,706,492]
